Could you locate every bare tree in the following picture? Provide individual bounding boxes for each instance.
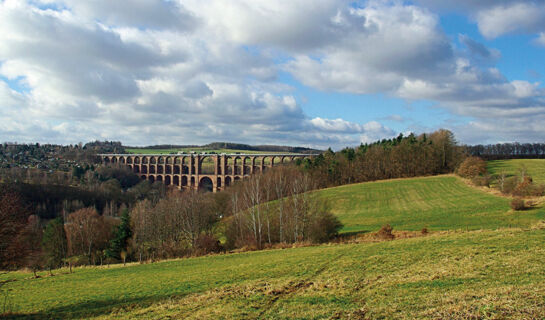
[0,190,31,270]
[129,199,154,262]
[169,191,215,247]
[290,172,312,241]
[243,175,263,248]
[24,215,43,277]
[129,192,218,260]
[65,208,112,264]
[498,170,507,193]
[273,167,287,243]
[517,164,528,181]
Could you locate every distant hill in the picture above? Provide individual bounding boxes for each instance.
[125,144,198,150]
[125,142,322,154]
[203,142,321,154]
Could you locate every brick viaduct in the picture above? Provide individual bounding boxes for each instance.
[99,153,316,192]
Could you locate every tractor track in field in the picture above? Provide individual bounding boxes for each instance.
[256,251,347,319]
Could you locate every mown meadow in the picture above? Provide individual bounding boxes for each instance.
[315,175,544,234]
[2,228,545,319]
[487,159,545,184]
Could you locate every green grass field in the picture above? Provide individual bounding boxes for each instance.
[315,175,544,234]
[3,228,545,319]
[487,159,545,183]
[125,148,181,154]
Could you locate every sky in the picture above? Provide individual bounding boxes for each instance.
[0,0,544,149]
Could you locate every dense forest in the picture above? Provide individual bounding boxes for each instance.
[298,129,464,188]
[0,165,165,220]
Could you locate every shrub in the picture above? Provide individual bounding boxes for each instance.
[471,175,491,187]
[308,211,343,243]
[103,256,117,266]
[502,176,518,194]
[534,184,545,197]
[456,157,487,178]
[376,224,395,240]
[64,255,88,273]
[194,234,223,255]
[525,200,537,208]
[510,198,526,211]
[512,176,545,197]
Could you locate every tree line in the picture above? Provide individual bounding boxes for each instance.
[467,143,545,160]
[298,129,464,188]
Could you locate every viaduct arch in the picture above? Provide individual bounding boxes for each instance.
[99,153,316,192]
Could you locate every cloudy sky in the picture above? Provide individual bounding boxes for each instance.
[1,0,544,149]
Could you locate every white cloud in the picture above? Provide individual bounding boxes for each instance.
[0,2,276,145]
[182,0,344,52]
[279,2,545,144]
[418,0,545,42]
[415,0,518,12]
[307,117,395,145]
[1,0,543,149]
[286,3,453,94]
[458,35,501,63]
[0,0,389,149]
[385,114,404,122]
[537,33,545,47]
[453,113,545,145]
[0,81,26,111]
[39,0,197,31]
[310,117,364,133]
[475,2,545,39]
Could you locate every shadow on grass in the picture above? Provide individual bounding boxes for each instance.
[2,293,187,320]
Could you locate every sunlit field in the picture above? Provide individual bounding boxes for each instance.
[3,228,545,319]
[487,159,545,184]
[315,175,544,234]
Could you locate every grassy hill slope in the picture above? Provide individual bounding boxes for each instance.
[3,228,545,319]
[487,159,545,184]
[315,175,544,234]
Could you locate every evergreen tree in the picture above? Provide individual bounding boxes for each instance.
[42,216,67,272]
[106,209,131,260]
